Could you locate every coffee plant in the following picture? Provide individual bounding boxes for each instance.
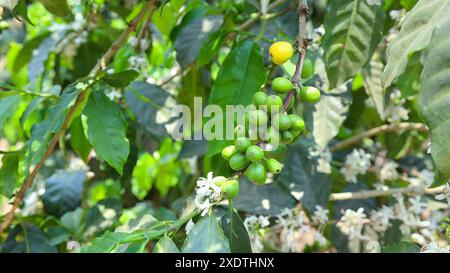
[0,0,449,254]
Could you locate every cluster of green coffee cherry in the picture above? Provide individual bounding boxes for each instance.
[217,42,321,199]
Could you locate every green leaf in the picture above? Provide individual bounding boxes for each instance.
[37,0,71,18]
[131,153,156,200]
[277,138,331,212]
[115,214,160,233]
[82,90,130,175]
[153,235,180,253]
[42,170,85,217]
[0,94,21,129]
[381,241,420,253]
[174,15,223,68]
[418,19,450,183]
[209,40,266,108]
[2,224,56,253]
[382,0,450,88]
[0,154,20,198]
[60,208,83,232]
[323,0,385,88]
[23,83,82,177]
[197,29,229,66]
[304,81,353,148]
[396,52,423,98]
[102,69,139,88]
[69,116,92,162]
[125,81,169,139]
[12,0,34,26]
[220,210,252,253]
[363,57,385,119]
[81,232,132,253]
[13,32,50,73]
[181,213,230,253]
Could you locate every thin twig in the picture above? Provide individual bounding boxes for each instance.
[238,0,292,31]
[330,185,445,201]
[0,0,158,234]
[330,122,429,152]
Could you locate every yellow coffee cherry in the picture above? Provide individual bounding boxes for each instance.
[269,41,294,65]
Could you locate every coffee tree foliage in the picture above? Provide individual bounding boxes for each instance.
[0,0,449,253]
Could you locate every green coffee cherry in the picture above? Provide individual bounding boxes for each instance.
[300,86,321,103]
[246,145,264,162]
[291,129,302,138]
[272,77,293,93]
[265,95,283,113]
[248,109,268,128]
[245,162,267,185]
[282,131,294,144]
[235,137,251,152]
[272,114,291,131]
[222,145,238,161]
[301,58,313,79]
[288,114,305,131]
[267,158,283,174]
[213,176,227,187]
[252,91,268,107]
[229,153,250,171]
[221,179,239,199]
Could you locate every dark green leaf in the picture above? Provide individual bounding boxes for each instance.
[381,241,420,253]
[82,90,130,175]
[418,19,450,182]
[13,0,34,26]
[2,223,56,253]
[0,94,21,129]
[181,213,230,253]
[0,154,20,198]
[174,15,223,68]
[125,81,169,139]
[37,0,71,18]
[278,138,331,212]
[153,235,180,253]
[69,116,92,162]
[102,69,139,88]
[42,170,85,217]
[220,210,252,253]
[323,0,385,88]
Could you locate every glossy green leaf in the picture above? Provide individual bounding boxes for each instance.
[37,0,70,18]
[277,138,331,212]
[0,94,21,129]
[220,210,252,253]
[131,153,156,200]
[125,81,169,139]
[23,83,82,178]
[174,15,223,68]
[323,0,385,88]
[12,0,34,25]
[82,90,130,175]
[0,154,20,198]
[102,69,139,88]
[69,116,92,162]
[181,213,230,253]
[381,241,420,253]
[304,81,353,148]
[153,235,180,253]
[363,57,385,119]
[418,19,450,182]
[2,224,56,253]
[42,170,85,216]
[382,0,450,88]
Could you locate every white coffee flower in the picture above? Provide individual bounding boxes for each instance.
[365,240,380,253]
[312,205,329,225]
[408,196,427,214]
[337,208,367,240]
[370,206,394,232]
[380,161,399,181]
[341,149,372,183]
[194,172,223,216]
[384,90,410,123]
